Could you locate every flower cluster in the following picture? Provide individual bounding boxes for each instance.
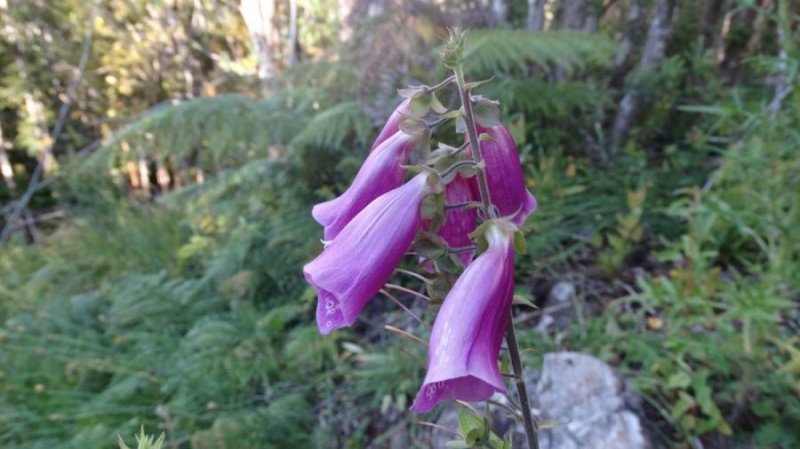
[304,76,536,413]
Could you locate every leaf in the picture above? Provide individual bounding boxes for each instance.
[458,406,485,436]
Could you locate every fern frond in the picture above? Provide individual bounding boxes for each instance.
[290,101,371,149]
[463,30,615,75]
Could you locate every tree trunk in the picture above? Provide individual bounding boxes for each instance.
[240,0,277,80]
[611,0,677,147]
[768,0,792,116]
[559,0,586,30]
[745,0,773,57]
[0,128,14,191]
[610,0,645,86]
[699,0,725,46]
[288,0,298,66]
[338,0,357,42]
[527,0,546,31]
[492,0,509,25]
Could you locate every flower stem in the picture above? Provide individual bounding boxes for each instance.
[453,62,539,449]
[505,316,540,449]
[452,65,494,219]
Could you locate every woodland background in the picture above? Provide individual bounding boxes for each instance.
[0,0,798,448]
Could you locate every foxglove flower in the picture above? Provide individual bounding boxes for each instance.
[437,174,478,266]
[411,223,516,413]
[312,131,415,240]
[472,124,537,225]
[371,98,411,151]
[305,173,435,335]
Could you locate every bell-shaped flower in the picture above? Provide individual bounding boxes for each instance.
[411,222,516,413]
[305,173,435,335]
[437,174,478,266]
[472,124,537,225]
[371,98,411,151]
[312,131,415,240]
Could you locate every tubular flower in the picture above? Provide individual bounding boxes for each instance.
[371,98,411,151]
[411,223,516,413]
[304,173,435,335]
[437,174,478,266]
[472,124,537,225]
[312,131,415,240]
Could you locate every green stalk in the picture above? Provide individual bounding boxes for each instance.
[452,63,540,449]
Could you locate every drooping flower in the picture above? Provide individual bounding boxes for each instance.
[305,173,435,335]
[371,98,411,151]
[436,174,478,266]
[472,124,537,225]
[312,131,415,240]
[411,222,516,413]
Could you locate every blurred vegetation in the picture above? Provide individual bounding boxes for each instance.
[1,0,799,448]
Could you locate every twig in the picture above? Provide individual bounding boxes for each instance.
[380,288,426,326]
[0,1,99,245]
[417,421,461,437]
[505,317,540,449]
[383,325,427,346]
[384,283,431,301]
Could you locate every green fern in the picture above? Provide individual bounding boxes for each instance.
[463,29,615,75]
[290,100,372,149]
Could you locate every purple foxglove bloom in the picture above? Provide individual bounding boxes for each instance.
[305,173,434,335]
[371,98,411,151]
[411,223,516,413]
[472,124,537,225]
[438,174,478,266]
[312,131,415,240]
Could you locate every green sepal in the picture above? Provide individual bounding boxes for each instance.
[512,293,537,309]
[399,115,429,135]
[426,272,455,303]
[410,92,432,116]
[457,160,484,179]
[455,115,467,134]
[430,91,448,114]
[436,109,463,121]
[397,86,426,99]
[478,132,494,142]
[464,76,495,90]
[472,96,501,127]
[413,231,448,260]
[513,230,527,254]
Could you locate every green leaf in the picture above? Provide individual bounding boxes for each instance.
[458,406,485,436]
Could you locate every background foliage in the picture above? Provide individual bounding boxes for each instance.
[1,0,798,448]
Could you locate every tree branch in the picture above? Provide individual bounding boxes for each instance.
[0,1,99,245]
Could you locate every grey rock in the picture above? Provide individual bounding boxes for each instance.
[535,352,649,449]
[428,352,649,449]
[535,281,577,333]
